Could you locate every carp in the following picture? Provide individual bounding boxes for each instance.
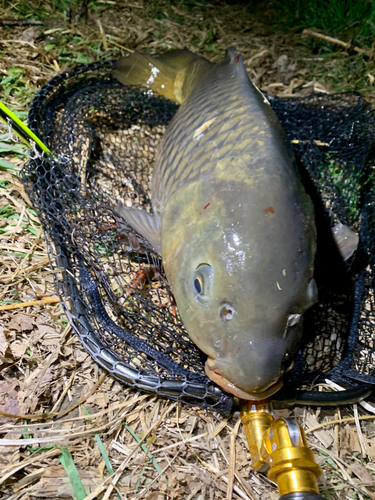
[113,48,317,400]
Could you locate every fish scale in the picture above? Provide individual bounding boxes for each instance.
[155,105,263,208]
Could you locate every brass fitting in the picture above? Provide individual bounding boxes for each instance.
[240,401,323,498]
[240,400,274,473]
[262,418,322,497]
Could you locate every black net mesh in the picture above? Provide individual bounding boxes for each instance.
[20,61,375,414]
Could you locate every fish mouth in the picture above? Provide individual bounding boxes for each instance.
[205,357,284,400]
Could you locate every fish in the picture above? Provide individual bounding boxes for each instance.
[113,47,317,400]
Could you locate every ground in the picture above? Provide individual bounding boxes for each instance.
[1,1,375,499]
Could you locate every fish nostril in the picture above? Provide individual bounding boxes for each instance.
[219,303,235,321]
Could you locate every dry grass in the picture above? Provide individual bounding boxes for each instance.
[1,1,375,499]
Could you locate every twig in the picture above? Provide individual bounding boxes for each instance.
[0,372,107,421]
[0,423,112,447]
[134,450,180,499]
[302,29,373,57]
[0,19,44,26]
[227,418,242,500]
[0,296,61,311]
[96,19,108,51]
[0,259,53,283]
[306,414,375,433]
[50,368,78,413]
[82,403,177,500]
[0,395,149,432]
[0,448,61,486]
[1,39,38,48]
[106,37,133,53]
[353,403,367,457]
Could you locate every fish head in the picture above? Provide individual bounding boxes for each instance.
[162,175,316,400]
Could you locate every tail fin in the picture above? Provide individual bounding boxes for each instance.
[113,49,212,104]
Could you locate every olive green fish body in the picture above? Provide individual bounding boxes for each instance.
[114,48,317,400]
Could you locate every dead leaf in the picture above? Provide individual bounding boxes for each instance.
[10,341,27,359]
[340,424,362,457]
[350,463,374,483]
[6,321,22,332]
[272,54,298,84]
[37,324,61,336]
[0,326,9,355]
[7,313,35,332]
[146,492,166,500]
[274,409,290,419]
[86,392,109,408]
[0,379,22,465]
[0,379,20,422]
[28,465,102,498]
[305,413,334,448]
[365,438,375,461]
[12,468,46,492]
[39,367,52,387]
[19,26,41,42]
[74,349,88,363]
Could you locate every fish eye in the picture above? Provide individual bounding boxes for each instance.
[194,277,202,294]
[219,303,235,321]
[193,264,213,302]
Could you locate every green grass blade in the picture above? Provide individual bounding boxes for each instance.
[59,446,87,500]
[81,406,114,475]
[124,424,162,474]
[81,406,121,500]
[0,159,20,171]
[0,140,28,155]
[94,433,114,474]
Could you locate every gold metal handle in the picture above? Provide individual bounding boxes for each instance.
[240,400,323,499]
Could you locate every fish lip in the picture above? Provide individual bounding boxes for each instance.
[205,357,284,400]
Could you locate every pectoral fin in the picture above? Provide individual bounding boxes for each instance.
[116,202,162,254]
[332,223,359,261]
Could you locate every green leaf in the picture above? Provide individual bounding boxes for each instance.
[45,43,56,51]
[11,110,28,120]
[29,445,56,453]
[0,141,28,155]
[59,447,87,500]
[8,68,23,75]
[0,158,20,171]
[26,227,39,236]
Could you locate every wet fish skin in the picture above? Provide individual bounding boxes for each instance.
[114,48,317,400]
